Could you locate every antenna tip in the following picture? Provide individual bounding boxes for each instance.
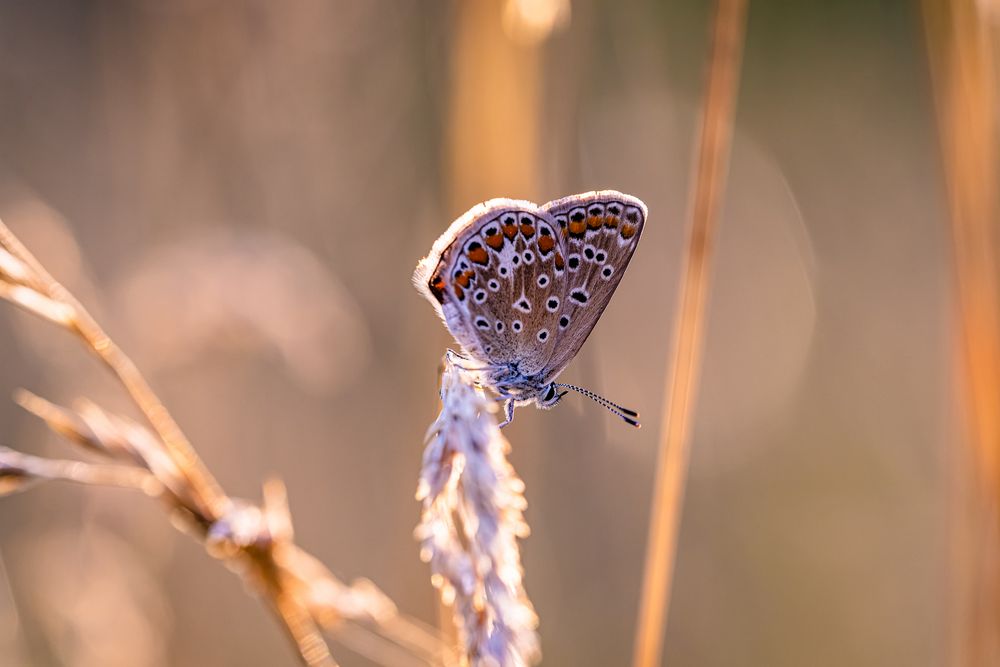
[624,416,641,428]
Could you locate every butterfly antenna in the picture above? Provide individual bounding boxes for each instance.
[556,383,639,417]
[555,383,641,428]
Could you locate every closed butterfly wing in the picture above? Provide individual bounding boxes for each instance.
[539,190,647,379]
[413,199,569,375]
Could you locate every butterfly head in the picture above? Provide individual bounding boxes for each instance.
[536,382,568,409]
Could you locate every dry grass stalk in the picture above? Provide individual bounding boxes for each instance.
[0,223,227,519]
[631,0,748,665]
[415,356,539,666]
[922,1,1000,664]
[0,444,153,496]
[0,219,451,667]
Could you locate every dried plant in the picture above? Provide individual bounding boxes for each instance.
[923,0,1000,663]
[0,220,451,667]
[632,0,748,665]
[415,355,539,666]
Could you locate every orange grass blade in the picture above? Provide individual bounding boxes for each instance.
[922,1,1000,664]
[631,0,749,665]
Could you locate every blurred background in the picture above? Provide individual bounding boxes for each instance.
[0,0,964,665]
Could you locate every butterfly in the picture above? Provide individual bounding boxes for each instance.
[414,190,646,427]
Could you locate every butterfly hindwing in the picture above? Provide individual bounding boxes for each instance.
[540,191,646,379]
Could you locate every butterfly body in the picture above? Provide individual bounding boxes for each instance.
[415,190,647,425]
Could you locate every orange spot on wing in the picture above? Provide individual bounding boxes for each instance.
[604,215,619,228]
[568,219,587,236]
[429,275,446,303]
[555,252,565,271]
[456,272,471,288]
[485,233,504,250]
[537,236,555,254]
[453,284,465,300]
[503,222,518,239]
[520,223,535,238]
[621,223,637,239]
[468,247,489,264]
[587,216,603,230]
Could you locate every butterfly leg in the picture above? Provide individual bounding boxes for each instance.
[445,348,492,373]
[497,399,516,428]
[445,349,468,364]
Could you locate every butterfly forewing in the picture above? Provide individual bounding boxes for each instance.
[414,199,569,374]
[539,191,646,379]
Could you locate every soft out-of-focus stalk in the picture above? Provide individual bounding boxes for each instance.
[446,0,542,212]
[923,1,1000,665]
[631,0,748,665]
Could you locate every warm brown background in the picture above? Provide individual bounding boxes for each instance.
[0,1,950,665]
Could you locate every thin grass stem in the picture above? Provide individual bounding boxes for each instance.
[631,0,748,665]
[922,1,1000,664]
